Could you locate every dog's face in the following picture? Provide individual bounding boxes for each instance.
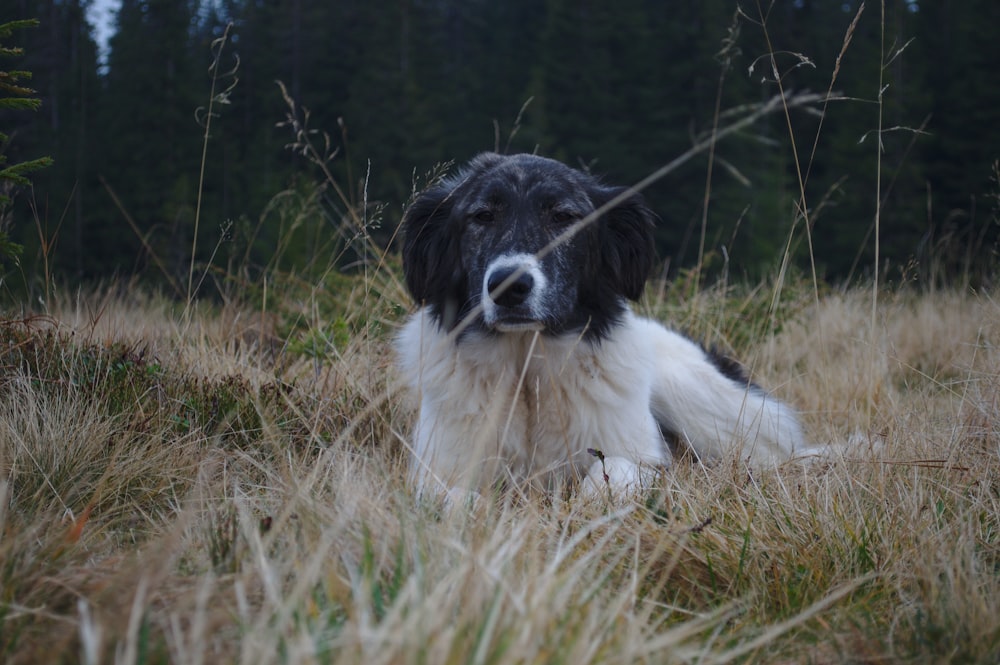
[402,153,656,340]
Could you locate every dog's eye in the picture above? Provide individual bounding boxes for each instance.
[551,210,577,225]
[471,209,495,223]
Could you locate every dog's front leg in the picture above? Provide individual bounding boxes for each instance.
[579,455,658,501]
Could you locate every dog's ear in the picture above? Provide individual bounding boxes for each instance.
[594,187,657,301]
[401,184,465,324]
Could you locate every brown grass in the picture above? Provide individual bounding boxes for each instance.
[0,275,997,664]
[4,3,996,660]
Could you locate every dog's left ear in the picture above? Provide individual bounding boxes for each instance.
[594,187,657,301]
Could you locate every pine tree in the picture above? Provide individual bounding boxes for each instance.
[913,0,1000,277]
[0,18,53,264]
[99,0,202,280]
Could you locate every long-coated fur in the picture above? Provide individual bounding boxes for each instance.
[397,153,804,497]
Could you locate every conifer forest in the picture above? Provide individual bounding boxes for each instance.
[2,0,998,292]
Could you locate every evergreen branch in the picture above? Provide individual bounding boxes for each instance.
[0,231,23,259]
[0,156,54,185]
[0,13,51,244]
[0,68,33,82]
[0,19,40,40]
[0,97,42,111]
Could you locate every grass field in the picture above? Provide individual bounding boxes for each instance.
[3,2,997,660]
[1,269,997,664]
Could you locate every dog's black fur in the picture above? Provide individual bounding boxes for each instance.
[402,152,657,341]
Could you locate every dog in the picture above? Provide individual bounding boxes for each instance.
[396,152,804,498]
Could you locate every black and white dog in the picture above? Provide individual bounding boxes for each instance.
[397,153,804,497]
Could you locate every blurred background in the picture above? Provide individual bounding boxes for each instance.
[1,0,998,298]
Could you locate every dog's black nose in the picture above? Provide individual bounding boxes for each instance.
[487,267,534,308]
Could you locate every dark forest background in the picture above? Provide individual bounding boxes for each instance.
[2,0,999,299]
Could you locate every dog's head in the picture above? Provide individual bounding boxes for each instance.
[401,152,657,340]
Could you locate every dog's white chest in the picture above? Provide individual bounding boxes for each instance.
[397,311,667,489]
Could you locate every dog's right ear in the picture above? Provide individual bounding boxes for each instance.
[401,185,464,326]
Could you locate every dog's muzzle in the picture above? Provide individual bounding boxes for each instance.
[482,254,546,332]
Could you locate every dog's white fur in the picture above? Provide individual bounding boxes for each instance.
[398,307,804,497]
[397,153,806,499]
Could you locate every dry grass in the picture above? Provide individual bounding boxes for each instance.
[1,273,997,664]
[4,7,996,661]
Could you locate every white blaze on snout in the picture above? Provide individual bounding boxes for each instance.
[482,253,548,331]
